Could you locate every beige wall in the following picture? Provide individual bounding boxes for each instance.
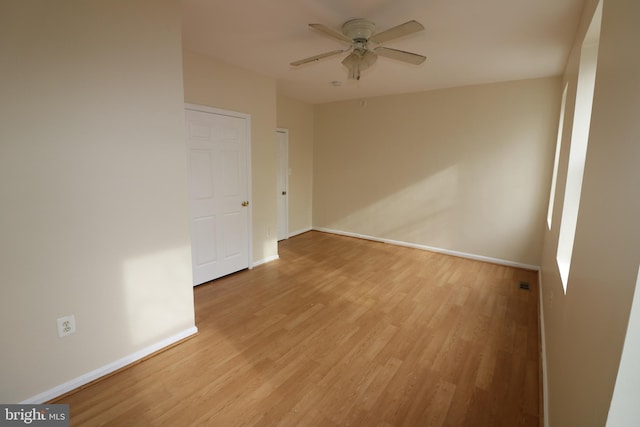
[182,50,278,263]
[313,78,560,266]
[276,95,314,235]
[540,0,640,425]
[0,1,195,403]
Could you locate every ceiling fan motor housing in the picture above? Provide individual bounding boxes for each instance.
[342,19,376,42]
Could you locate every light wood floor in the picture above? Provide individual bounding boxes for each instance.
[58,231,540,426]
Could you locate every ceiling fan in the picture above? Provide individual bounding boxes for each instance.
[290,19,426,80]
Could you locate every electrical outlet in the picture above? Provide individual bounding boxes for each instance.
[57,315,76,338]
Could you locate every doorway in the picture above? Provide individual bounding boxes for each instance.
[276,129,289,241]
[185,104,252,285]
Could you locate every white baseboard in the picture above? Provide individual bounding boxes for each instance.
[538,269,549,427]
[20,326,198,404]
[313,227,540,271]
[288,227,312,238]
[252,254,279,267]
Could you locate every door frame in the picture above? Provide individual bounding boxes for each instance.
[184,103,253,270]
[276,128,289,241]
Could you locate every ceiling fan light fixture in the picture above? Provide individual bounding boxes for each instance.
[360,49,377,69]
[341,52,359,80]
[342,49,377,80]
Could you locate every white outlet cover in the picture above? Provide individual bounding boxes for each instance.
[57,315,76,338]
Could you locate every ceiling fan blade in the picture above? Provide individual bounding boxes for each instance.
[370,20,424,44]
[309,23,352,43]
[290,49,346,66]
[374,47,426,65]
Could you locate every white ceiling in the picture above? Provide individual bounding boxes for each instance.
[181,0,586,104]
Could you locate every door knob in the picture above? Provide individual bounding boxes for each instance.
[241,201,249,207]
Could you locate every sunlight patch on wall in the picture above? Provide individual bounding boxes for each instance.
[123,246,194,347]
[327,165,459,247]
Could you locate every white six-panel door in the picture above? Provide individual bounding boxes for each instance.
[185,107,250,286]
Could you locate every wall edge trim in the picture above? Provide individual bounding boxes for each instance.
[538,269,550,427]
[252,254,279,268]
[313,227,540,271]
[288,227,312,238]
[20,326,199,404]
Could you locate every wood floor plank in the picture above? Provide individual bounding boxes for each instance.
[54,231,541,426]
